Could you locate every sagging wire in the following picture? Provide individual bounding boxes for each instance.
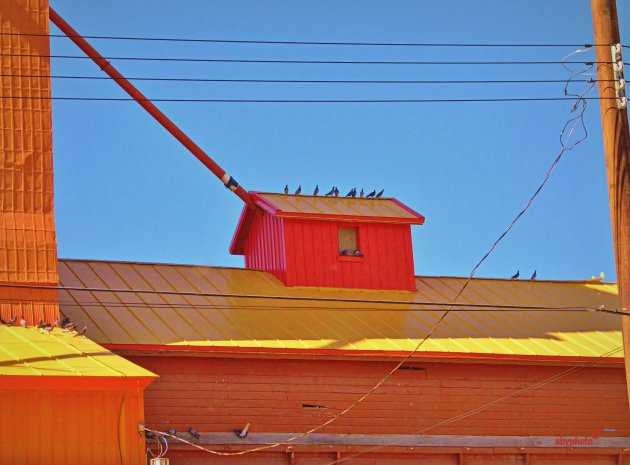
[135,53,602,458]
[322,346,624,465]
[145,428,169,461]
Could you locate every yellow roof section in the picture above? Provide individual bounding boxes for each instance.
[56,259,622,359]
[254,192,425,223]
[0,325,157,378]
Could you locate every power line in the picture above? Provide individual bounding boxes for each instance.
[322,346,624,465]
[0,96,615,104]
[1,31,617,48]
[0,282,617,312]
[0,74,608,85]
[2,53,622,66]
[1,297,621,315]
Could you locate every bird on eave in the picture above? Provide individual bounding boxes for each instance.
[366,190,376,198]
[234,422,250,439]
[20,316,27,328]
[333,187,339,197]
[188,427,201,440]
[294,185,302,195]
[359,188,365,198]
[375,189,384,198]
[313,185,319,196]
[345,188,355,197]
[531,270,537,280]
[284,184,289,195]
[325,186,335,196]
[6,316,17,325]
[511,270,520,279]
[73,326,87,337]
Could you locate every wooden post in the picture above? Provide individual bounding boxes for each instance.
[591,0,630,403]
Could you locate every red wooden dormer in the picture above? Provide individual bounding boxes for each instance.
[230,192,425,291]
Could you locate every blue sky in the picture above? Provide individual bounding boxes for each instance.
[49,1,629,281]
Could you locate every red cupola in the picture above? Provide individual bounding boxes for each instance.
[230,192,424,291]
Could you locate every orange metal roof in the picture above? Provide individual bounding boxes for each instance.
[56,259,622,359]
[253,192,425,223]
[0,0,58,284]
[0,325,157,378]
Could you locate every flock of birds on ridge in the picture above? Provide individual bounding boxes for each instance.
[284,185,384,198]
[0,315,87,337]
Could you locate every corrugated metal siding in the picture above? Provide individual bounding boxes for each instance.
[244,210,286,283]
[0,385,148,465]
[57,259,622,358]
[135,356,630,437]
[284,219,415,290]
[0,0,58,285]
[256,193,422,221]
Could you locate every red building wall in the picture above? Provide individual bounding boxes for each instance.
[283,219,415,290]
[243,211,286,284]
[131,355,630,442]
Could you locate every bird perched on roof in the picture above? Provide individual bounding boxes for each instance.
[37,319,47,329]
[333,187,339,197]
[6,316,17,325]
[63,322,78,332]
[359,188,364,198]
[325,186,335,196]
[294,185,302,195]
[73,326,87,337]
[376,189,384,198]
[345,188,355,197]
[366,190,376,198]
[531,270,537,280]
[234,422,250,438]
[511,270,520,279]
[284,184,289,195]
[188,427,201,440]
[313,185,319,196]
[60,317,70,327]
[20,316,27,328]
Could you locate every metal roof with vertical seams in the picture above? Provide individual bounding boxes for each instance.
[0,325,157,377]
[55,259,622,359]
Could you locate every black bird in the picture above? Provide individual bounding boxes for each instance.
[325,186,335,196]
[366,190,376,198]
[313,185,319,196]
[333,187,339,197]
[74,326,87,337]
[511,270,520,279]
[166,429,177,436]
[37,319,47,329]
[234,422,250,438]
[284,184,289,195]
[294,185,302,195]
[359,188,365,198]
[145,431,157,440]
[531,270,537,280]
[60,317,70,327]
[7,316,17,325]
[63,322,78,332]
[188,427,201,440]
[375,189,384,198]
[345,188,354,197]
[350,188,357,198]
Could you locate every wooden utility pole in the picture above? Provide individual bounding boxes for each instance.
[591,0,630,403]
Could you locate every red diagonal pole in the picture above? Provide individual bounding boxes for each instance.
[49,7,255,209]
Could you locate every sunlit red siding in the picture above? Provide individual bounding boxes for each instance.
[133,356,630,438]
[284,219,415,290]
[243,210,286,283]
